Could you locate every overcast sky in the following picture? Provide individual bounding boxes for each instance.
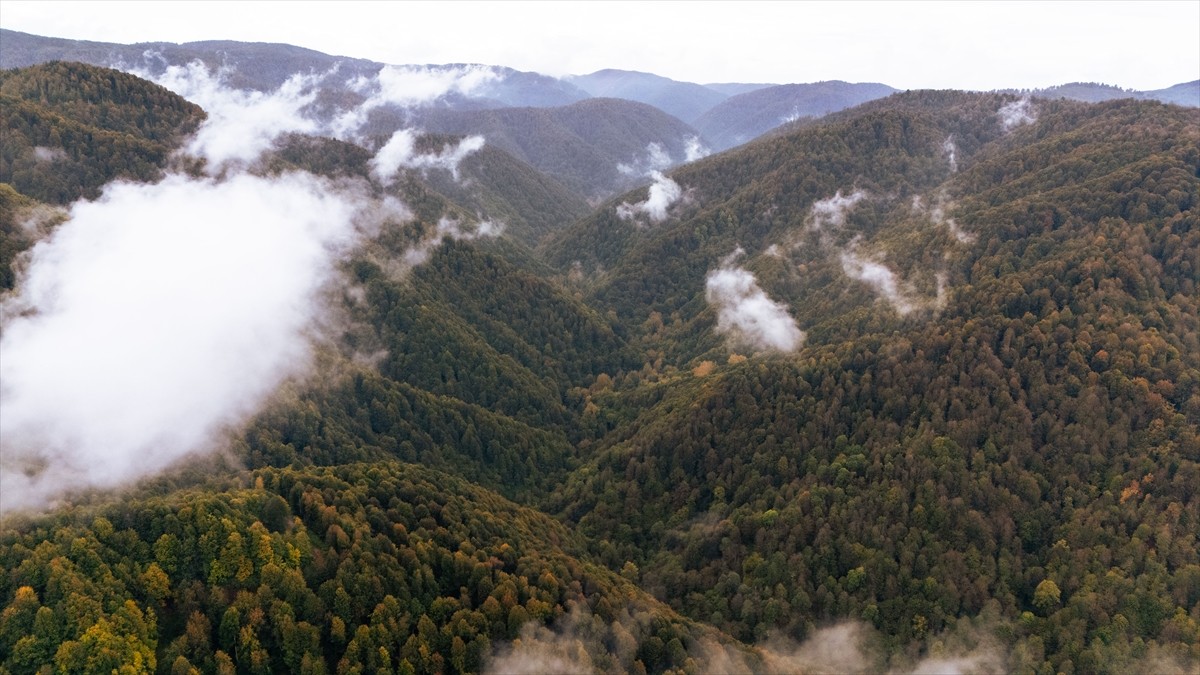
[1,0,1197,91]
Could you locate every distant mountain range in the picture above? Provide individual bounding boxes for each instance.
[1014,80,1200,107]
[4,28,1195,169]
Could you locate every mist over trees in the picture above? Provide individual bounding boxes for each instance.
[0,53,1198,675]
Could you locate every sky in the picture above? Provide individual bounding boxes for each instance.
[1,0,1197,91]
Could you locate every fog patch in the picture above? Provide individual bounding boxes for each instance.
[916,191,975,244]
[334,64,499,137]
[389,215,504,272]
[809,189,867,232]
[617,141,673,177]
[616,170,684,224]
[998,97,1036,131]
[839,239,921,316]
[371,128,485,183]
[133,60,323,173]
[706,248,804,352]
[684,135,711,162]
[942,136,958,172]
[32,146,67,163]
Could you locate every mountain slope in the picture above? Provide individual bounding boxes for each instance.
[567,69,729,123]
[1018,81,1200,107]
[0,61,204,203]
[548,94,1200,671]
[408,98,708,198]
[0,29,589,109]
[0,460,749,673]
[693,80,899,151]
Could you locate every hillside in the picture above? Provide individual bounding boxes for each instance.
[567,69,729,123]
[692,80,898,151]
[1018,81,1200,107]
[0,61,205,203]
[545,92,1200,671]
[0,29,590,109]
[2,58,1199,675]
[409,98,708,199]
[0,460,747,673]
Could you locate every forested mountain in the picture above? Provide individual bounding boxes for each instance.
[703,82,775,97]
[1144,80,1200,107]
[543,90,1200,672]
[0,61,204,203]
[1014,81,1200,108]
[409,99,708,199]
[566,70,730,124]
[0,30,590,109]
[692,81,899,151]
[2,55,1199,675]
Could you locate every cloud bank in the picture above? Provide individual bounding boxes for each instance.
[706,249,805,352]
[839,242,918,316]
[0,172,406,513]
[942,135,958,172]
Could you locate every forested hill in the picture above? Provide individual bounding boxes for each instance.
[544,91,1200,671]
[408,98,707,199]
[0,61,205,203]
[2,58,1199,675]
[692,80,898,151]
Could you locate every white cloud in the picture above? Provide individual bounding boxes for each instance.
[333,64,500,137]
[684,135,711,162]
[32,146,67,163]
[371,129,486,183]
[809,189,867,231]
[839,241,918,316]
[942,135,958,172]
[0,171,408,513]
[617,141,673,177]
[706,249,804,352]
[135,60,324,173]
[998,97,1036,131]
[616,170,683,224]
[923,191,976,244]
[398,216,505,269]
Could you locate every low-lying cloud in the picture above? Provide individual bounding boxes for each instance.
[137,60,322,173]
[706,249,805,352]
[0,172,406,513]
[916,191,976,244]
[616,170,684,224]
[695,620,1008,674]
[398,215,504,270]
[371,128,486,183]
[942,135,958,172]
[998,97,1036,131]
[617,141,673,177]
[809,189,867,231]
[334,64,500,138]
[839,242,918,316]
[0,63,505,513]
[684,135,711,162]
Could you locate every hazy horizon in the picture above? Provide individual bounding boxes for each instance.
[1,0,1197,92]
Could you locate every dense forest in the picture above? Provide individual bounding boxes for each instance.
[0,61,1197,674]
